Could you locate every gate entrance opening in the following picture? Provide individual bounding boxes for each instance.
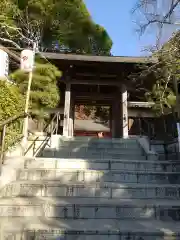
[74,105,111,137]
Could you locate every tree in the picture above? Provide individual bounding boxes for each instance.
[10,61,61,111]
[0,0,113,125]
[133,0,180,36]
[0,79,24,120]
[87,24,113,56]
[145,80,176,115]
[0,0,112,55]
[0,79,25,150]
[132,1,180,116]
[0,60,61,151]
[132,31,180,116]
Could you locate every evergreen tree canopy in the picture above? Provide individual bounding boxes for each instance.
[0,80,25,150]
[10,62,61,110]
[0,0,112,55]
[0,79,24,120]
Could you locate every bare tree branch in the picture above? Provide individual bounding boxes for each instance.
[133,0,180,35]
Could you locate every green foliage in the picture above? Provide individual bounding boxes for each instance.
[0,80,25,151]
[134,32,180,116]
[0,0,112,55]
[0,80,24,120]
[10,62,61,111]
[78,105,110,123]
[89,24,113,55]
[145,82,176,116]
[94,106,109,122]
[150,32,180,115]
[132,1,180,116]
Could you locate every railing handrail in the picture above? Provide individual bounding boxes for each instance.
[136,116,179,159]
[0,113,26,128]
[152,138,178,145]
[137,117,153,138]
[43,112,60,132]
[150,136,179,160]
[0,111,61,165]
[0,110,53,128]
[24,112,60,156]
[0,113,26,165]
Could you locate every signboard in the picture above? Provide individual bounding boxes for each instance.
[20,49,34,72]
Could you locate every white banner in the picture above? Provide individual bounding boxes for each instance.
[20,49,34,72]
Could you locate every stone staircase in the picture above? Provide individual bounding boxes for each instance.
[0,137,180,239]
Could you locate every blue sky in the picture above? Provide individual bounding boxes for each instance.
[84,0,168,56]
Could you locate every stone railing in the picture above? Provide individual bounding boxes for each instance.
[151,138,179,160]
[137,136,158,160]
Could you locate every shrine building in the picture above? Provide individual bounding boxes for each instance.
[41,52,159,138]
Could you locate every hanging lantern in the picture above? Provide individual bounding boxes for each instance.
[20,49,34,72]
[0,49,9,78]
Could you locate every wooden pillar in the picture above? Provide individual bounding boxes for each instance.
[112,102,115,138]
[111,85,128,139]
[109,105,113,137]
[63,82,72,137]
[112,88,122,138]
[69,93,75,137]
[110,104,115,138]
[122,84,128,138]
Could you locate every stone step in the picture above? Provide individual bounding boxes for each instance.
[1,198,180,221]
[42,149,146,160]
[2,196,180,206]
[51,146,142,154]
[58,136,138,144]
[52,137,139,150]
[1,218,180,239]
[44,149,143,158]
[56,142,140,149]
[17,169,180,184]
[24,158,180,172]
[2,181,180,199]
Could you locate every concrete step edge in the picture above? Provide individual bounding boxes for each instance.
[18,168,180,175]
[26,157,180,164]
[50,150,144,155]
[1,218,180,233]
[6,180,180,188]
[58,137,138,142]
[1,197,180,206]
